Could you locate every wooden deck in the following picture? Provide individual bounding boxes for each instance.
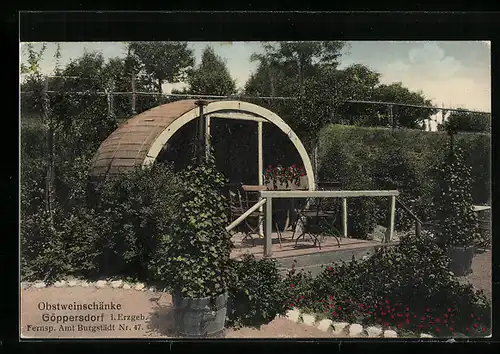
[230,231,395,260]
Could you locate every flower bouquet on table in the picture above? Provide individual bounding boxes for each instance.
[264,164,306,190]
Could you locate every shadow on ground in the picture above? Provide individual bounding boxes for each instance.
[147,301,178,337]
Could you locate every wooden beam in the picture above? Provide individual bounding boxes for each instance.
[258,121,264,237]
[264,197,273,257]
[205,115,211,160]
[225,198,267,232]
[387,195,396,243]
[342,197,348,238]
[260,190,400,198]
[207,113,268,123]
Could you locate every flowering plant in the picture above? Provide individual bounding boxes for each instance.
[263,164,306,189]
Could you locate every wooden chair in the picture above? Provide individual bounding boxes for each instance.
[226,183,282,247]
[292,181,342,249]
[241,185,283,247]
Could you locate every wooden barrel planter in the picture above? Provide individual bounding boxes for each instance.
[172,290,228,338]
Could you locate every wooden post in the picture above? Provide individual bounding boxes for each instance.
[415,221,421,238]
[131,72,136,115]
[342,197,348,238]
[387,195,396,243]
[205,115,211,161]
[264,196,273,257]
[258,121,264,237]
[107,79,115,119]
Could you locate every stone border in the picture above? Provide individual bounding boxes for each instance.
[20,278,167,293]
[282,308,434,338]
[22,280,440,339]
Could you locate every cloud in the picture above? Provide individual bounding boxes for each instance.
[379,42,490,112]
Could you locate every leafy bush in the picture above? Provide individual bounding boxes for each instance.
[20,204,106,282]
[318,124,490,236]
[227,254,288,327]
[20,160,182,282]
[433,143,480,247]
[151,155,232,300]
[285,231,491,336]
[91,163,182,280]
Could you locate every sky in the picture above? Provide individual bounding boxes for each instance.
[20,41,491,130]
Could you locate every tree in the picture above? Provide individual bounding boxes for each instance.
[244,41,347,186]
[438,110,491,133]
[181,46,237,96]
[128,42,195,96]
[370,82,437,129]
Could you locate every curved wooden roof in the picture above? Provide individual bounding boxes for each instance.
[90,99,212,177]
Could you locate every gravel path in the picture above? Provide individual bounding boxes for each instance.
[20,287,343,339]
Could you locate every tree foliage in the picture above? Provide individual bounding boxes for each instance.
[438,110,491,133]
[179,46,237,96]
[127,41,195,94]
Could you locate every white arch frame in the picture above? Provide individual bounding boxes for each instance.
[142,100,316,190]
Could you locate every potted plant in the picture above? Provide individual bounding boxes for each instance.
[433,141,480,277]
[155,153,232,337]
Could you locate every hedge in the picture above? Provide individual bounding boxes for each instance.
[318,125,490,237]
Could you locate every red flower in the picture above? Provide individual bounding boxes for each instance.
[447,308,452,313]
[477,316,481,320]
[471,314,474,318]
[426,308,430,312]
[332,312,337,316]
[465,328,469,331]
[435,318,441,323]
[443,314,448,318]
[436,328,440,333]
[384,322,389,327]
[292,164,296,168]
[421,316,425,321]
[387,309,391,313]
[338,306,342,310]
[413,315,417,318]
[482,328,486,332]
[474,323,478,328]
[405,307,409,311]
[391,315,395,319]
[397,314,403,318]
[359,303,364,308]
[385,299,390,304]
[327,267,333,271]
[418,324,423,329]
[405,313,409,318]
[444,320,447,324]
[405,319,410,325]
[381,312,386,316]
[374,305,378,309]
[289,284,294,288]
[397,323,402,328]
[449,327,454,331]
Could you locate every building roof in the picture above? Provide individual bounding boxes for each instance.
[90,99,211,177]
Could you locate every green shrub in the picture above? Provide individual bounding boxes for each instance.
[227,254,288,327]
[433,143,480,247]
[91,163,182,280]
[20,204,106,282]
[287,231,491,336]
[318,125,490,236]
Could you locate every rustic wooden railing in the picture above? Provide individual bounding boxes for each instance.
[258,190,400,257]
[395,197,424,238]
